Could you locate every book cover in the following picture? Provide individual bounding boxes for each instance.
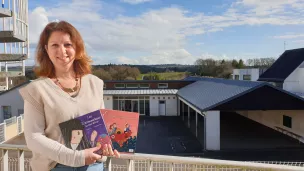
[59,110,112,154]
[100,109,139,153]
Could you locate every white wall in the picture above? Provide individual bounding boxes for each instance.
[232,68,260,81]
[237,110,304,137]
[104,95,113,109]
[205,111,220,150]
[283,62,304,93]
[149,95,177,116]
[0,84,27,123]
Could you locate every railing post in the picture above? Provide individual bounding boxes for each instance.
[147,161,153,171]
[107,158,112,171]
[127,159,133,171]
[191,164,196,171]
[169,163,174,171]
[2,149,8,171]
[18,150,24,171]
[12,0,16,35]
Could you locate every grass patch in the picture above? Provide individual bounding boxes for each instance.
[137,72,187,80]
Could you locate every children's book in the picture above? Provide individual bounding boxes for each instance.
[100,109,139,153]
[59,110,112,155]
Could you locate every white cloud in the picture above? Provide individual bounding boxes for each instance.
[28,0,304,64]
[28,7,49,45]
[116,49,195,64]
[116,56,139,64]
[292,40,304,43]
[273,34,304,39]
[196,42,204,46]
[121,0,152,4]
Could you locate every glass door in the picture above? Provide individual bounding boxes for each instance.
[131,100,139,113]
[125,100,132,112]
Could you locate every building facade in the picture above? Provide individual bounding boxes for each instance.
[232,68,268,81]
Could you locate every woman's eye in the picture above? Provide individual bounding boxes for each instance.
[65,43,72,47]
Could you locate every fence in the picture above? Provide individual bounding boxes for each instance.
[0,144,304,171]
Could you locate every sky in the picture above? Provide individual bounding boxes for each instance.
[25,0,304,66]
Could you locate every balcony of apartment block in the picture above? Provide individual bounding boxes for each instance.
[0,116,304,171]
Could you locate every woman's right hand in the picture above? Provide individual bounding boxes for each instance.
[84,144,102,165]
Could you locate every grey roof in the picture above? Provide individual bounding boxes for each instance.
[258,48,304,82]
[177,77,266,111]
[104,89,178,95]
[289,91,304,97]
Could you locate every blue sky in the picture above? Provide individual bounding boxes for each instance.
[26,0,304,65]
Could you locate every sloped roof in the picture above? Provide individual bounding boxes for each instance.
[177,76,304,111]
[178,77,263,111]
[258,48,304,82]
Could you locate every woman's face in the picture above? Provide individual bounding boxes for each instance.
[45,31,76,73]
[71,130,83,144]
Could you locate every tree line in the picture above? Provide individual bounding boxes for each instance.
[17,57,276,84]
[194,57,275,79]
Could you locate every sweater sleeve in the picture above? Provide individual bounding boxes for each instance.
[100,79,105,109]
[19,86,86,167]
[98,78,108,162]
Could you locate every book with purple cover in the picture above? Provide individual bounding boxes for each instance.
[59,110,112,154]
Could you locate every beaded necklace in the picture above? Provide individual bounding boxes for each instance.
[55,77,79,93]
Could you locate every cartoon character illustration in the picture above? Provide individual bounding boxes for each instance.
[110,127,132,147]
[124,123,130,133]
[60,119,91,150]
[90,130,98,147]
[109,123,117,135]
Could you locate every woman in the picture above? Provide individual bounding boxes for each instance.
[19,20,119,171]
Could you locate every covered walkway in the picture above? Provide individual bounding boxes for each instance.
[177,77,304,152]
[220,112,304,150]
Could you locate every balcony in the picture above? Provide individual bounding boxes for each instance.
[0,116,304,171]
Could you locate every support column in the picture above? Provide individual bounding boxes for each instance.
[195,112,198,137]
[205,111,220,150]
[182,101,184,121]
[188,105,190,128]
[177,100,180,116]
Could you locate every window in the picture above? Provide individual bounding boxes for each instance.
[158,83,168,88]
[2,106,12,119]
[283,115,292,128]
[111,96,150,115]
[243,74,251,80]
[139,84,150,88]
[159,100,165,104]
[234,75,239,80]
[126,84,138,88]
[115,84,125,88]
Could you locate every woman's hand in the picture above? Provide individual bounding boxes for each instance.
[84,144,102,165]
[102,144,120,158]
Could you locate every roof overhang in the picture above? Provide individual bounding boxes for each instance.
[257,78,284,82]
[104,89,178,95]
[209,84,304,111]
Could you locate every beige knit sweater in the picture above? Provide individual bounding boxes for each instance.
[19,74,107,171]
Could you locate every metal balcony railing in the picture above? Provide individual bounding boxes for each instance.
[0,144,304,171]
[0,115,304,171]
[0,0,29,90]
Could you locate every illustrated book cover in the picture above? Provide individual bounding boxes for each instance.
[100,109,139,153]
[59,109,112,154]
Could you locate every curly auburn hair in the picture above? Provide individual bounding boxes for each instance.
[34,20,92,78]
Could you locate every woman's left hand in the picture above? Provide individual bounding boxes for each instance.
[102,144,120,158]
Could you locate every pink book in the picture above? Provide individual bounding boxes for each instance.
[100,109,139,153]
